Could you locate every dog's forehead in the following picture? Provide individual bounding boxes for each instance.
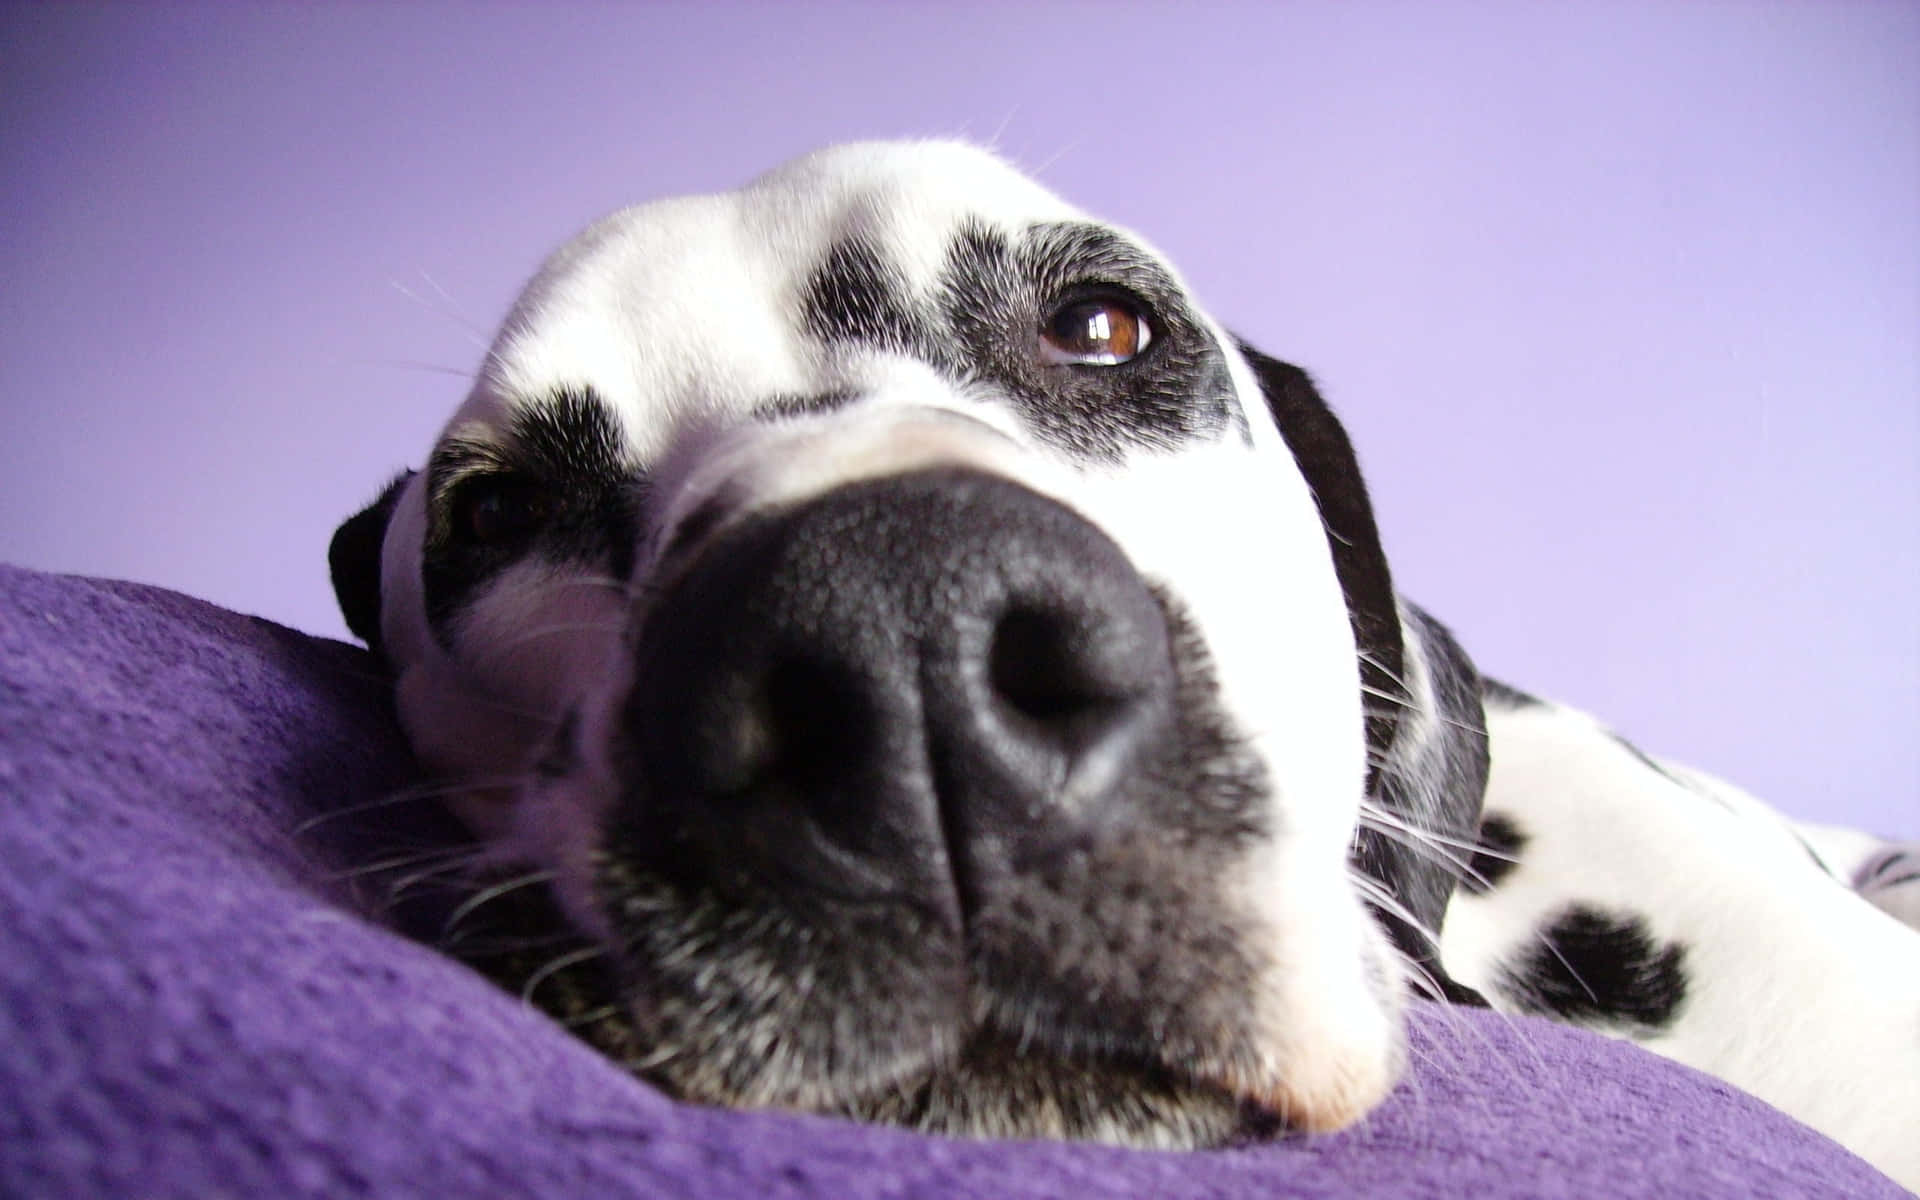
[745,140,1088,275]
[463,141,1092,461]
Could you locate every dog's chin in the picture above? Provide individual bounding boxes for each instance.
[591,985,1266,1148]
[841,1029,1265,1148]
[455,870,1320,1149]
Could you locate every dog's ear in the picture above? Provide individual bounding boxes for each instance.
[1365,604,1492,1005]
[1238,342,1489,1004]
[1236,342,1403,773]
[329,470,414,655]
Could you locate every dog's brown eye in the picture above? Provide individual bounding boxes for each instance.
[1040,295,1153,366]
[452,476,550,545]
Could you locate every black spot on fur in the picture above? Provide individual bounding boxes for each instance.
[1462,811,1527,894]
[1498,904,1688,1030]
[801,236,933,357]
[760,389,863,419]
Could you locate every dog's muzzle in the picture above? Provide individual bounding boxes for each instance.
[576,463,1382,1140]
[625,466,1175,920]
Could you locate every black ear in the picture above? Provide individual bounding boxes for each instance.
[1364,604,1492,1006]
[1238,343,1489,1005]
[329,471,414,655]
[1236,343,1403,777]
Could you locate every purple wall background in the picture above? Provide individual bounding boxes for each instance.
[3,2,1915,836]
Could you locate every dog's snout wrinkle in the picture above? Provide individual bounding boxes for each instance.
[620,467,1175,921]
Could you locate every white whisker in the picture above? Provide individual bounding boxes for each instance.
[390,275,491,349]
[1358,803,1515,861]
[1349,872,1443,947]
[1353,808,1482,884]
[329,845,477,883]
[294,775,528,837]
[522,945,609,1006]
[365,359,478,380]
[442,869,556,938]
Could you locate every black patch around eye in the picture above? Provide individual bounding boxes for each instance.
[449,474,550,547]
[936,220,1236,461]
[1497,904,1688,1030]
[1461,811,1528,894]
[421,387,644,641]
[796,217,1237,463]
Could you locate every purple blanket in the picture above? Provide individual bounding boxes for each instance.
[1,562,1905,1198]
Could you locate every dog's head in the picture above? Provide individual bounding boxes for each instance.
[331,141,1485,1146]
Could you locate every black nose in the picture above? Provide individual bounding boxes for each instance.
[621,467,1175,918]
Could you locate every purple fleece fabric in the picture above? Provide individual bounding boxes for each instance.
[0,562,1905,1199]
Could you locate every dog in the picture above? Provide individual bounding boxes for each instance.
[328,141,1920,1183]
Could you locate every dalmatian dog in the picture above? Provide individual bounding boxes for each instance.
[328,141,1920,1186]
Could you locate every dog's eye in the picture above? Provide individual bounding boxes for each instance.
[451,476,550,546]
[1040,294,1153,366]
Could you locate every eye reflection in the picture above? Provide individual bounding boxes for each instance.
[1040,295,1153,366]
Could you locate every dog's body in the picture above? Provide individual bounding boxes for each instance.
[330,142,1919,1185]
[1451,689,1919,1183]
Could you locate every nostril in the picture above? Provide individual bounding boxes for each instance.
[987,605,1129,728]
[762,656,872,791]
[977,598,1163,820]
[679,655,872,801]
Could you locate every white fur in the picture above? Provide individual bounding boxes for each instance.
[1443,698,1920,1186]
